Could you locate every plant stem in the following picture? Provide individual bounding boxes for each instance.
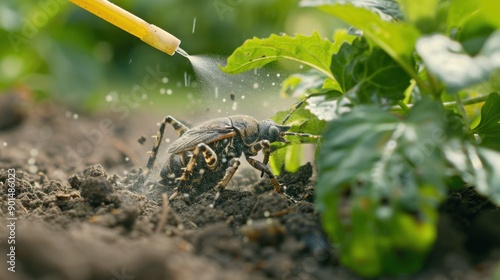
[398,101,410,113]
[390,94,490,112]
[443,94,489,108]
[454,94,470,132]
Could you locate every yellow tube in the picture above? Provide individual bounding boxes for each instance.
[69,0,181,56]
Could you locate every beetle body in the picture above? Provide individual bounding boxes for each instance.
[146,115,292,198]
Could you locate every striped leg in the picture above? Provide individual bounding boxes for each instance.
[165,116,189,137]
[146,116,189,171]
[245,156,282,193]
[247,140,271,177]
[170,143,217,198]
[212,158,240,208]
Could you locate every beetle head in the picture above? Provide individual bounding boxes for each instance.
[259,120,291,143]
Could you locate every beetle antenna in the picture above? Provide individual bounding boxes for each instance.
[281,101,305,125]
[281,92,328,125]
[283,132,322,139]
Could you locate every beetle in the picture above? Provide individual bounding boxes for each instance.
[144,114,319,201]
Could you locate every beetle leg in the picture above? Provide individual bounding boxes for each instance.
[176,143,217,192]
[145,116,189,172]
[212,158,240,208]
[245,156,282,193]
[165,115,189,137]
[199,143,218,170]
[247,140,271,177]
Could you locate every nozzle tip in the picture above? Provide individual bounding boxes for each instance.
[176,47,189,58]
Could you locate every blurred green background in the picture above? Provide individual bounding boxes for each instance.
[0,0,344,110]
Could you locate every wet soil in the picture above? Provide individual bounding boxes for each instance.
[0,95,499,280]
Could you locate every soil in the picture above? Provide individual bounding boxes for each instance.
[0,93,499,280]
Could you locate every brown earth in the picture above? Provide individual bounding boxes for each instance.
[0,93,499,280]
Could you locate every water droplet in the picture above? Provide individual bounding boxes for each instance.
[105,94,113,102]
[222,98,226,102]
[30,148,38,157]
[192,17,197,34]
[160,88,166,94]
[264,211,270,217]
[123,170,129,175]
[142,94,147,100]
[252,83,259,89]
[65,111,72,118]
[299,65,304,69]
[28,165,38,174]
[217,109,222,113]
[167,89,173,95]
[2,142,7,147]
[72,114,79,120]
[125,157,129,162]
[28,157,36,165]
[241,95,245,99]
[165,138,171,143]
[162,77,169,83]
[276,73,281,77]
[215,87,219,98]
[272,82,276,86]
[232,102,238,111]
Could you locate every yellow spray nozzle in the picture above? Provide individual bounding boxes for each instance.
[69,0,183,56]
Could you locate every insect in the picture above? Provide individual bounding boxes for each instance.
[145,114,319,201]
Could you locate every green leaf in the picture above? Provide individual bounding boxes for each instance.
[447,0,480,33]
[416,31,500,93]
[272,106,327,136]
[331,39,412,106]
[473,92,500,138]
[448,0,500,36]
[397,0,440,33]
[318,4,420,79]
[479,0,500,28]
[316,99,447,276]
[221,32,341,79]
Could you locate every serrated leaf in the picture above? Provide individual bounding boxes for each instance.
[473,92,500,139]
[318,4,420,79]
[416,31,500,93]
[221,32,338,79]
[316,99,447,276]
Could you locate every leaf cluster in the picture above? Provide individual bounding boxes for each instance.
[221,0,500,276]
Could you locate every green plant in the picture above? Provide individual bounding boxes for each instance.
[221,0,500,277]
